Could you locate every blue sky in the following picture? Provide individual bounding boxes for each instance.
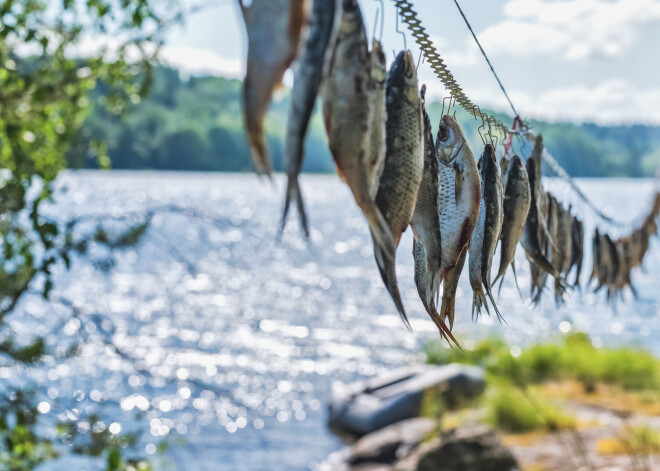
[164,0,660,124]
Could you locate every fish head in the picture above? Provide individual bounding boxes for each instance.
[508,154,526,182]
[339,0,364,33]
[435,115,466,164]
[370,39,387,83]
[480,143,497,178]
[388,50,419,103]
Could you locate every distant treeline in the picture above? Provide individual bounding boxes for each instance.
[69,66,660,177]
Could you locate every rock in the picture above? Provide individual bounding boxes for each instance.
[393,426,521,471]
[347,418,436,466]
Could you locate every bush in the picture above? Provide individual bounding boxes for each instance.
[484,384,573,434]
[427,333,660,392]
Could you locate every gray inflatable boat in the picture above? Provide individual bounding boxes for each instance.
[328,364,485,437]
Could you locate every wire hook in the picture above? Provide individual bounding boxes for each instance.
[442,95,453,117]
[395,6,407,51]
[373,0,384,42]
[416,49,424,70]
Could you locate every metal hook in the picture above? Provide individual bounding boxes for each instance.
[442,95,453,116]
[373,0,384,42]
[416,49,424,70]
[395,6,407,51]
[486,118,494,146]
[475,108,487,147]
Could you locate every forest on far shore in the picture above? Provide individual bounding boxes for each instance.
[69,66,660,178]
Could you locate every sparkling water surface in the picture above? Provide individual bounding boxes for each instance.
[7,171,660,471]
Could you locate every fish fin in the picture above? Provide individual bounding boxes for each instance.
[280,176,310,238]
[374,244,410,330]
[454,164,464,204]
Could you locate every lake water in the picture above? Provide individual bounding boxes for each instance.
[8,171,660,470]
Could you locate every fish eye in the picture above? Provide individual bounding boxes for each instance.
[438,125,453,143]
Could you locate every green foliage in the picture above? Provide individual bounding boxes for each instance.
[71,68,660,176]
[0,0,179,469]
[423,336,509,367]
[620,426,660,457]
[484,384,574,434]
[0,390,57,470]
[426,333,660,392]
[71,67,336,173]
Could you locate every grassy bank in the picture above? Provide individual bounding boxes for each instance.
[421,333,660,469]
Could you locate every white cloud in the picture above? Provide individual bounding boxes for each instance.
[462,79,660,124]
[479,0,660,60]
[159,46,243,78]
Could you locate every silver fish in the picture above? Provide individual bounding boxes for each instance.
[240,0,305,176]
[323,0,395,271]
[373,49,423,329]
[440,248,468,331]
[410,84,442,309]
[413,240,459,345]
[521,139,564,283]
[480,144,504,322]
[494,155,530,290]
[367,38,387,199]
[281,0,341,236]
[469,196,487,319]
[436,115,481,282]
[569,216,584,287]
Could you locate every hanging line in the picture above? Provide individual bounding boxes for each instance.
[392,0,635,229]
[451,0,519,120]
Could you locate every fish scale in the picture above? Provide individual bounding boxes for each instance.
[373,50,423,328]
[367,38,387,200]
[240,0,305,177]
[494,155,531,289]
[469,197,487,319]
[410,86,442,310]
[323,0,395,281]
[440,248,468,331]
[281,0,341,236]
[436,115,481,282]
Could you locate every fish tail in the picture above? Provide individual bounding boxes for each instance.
[440,293,456,332]
[365,204,396,266]
[554,277,565,306]
[492,262,507,289]
[425,268,443,313]
[471,289,486,322]
[511,261,523,299]
[374,248,410,330]
[429,304,462,349]
[484,282,506,325]
[242,75,273,177]
[280,176,310,238]
[497,271,505,296]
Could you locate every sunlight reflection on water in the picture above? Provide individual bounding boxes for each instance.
[8,171,659,471]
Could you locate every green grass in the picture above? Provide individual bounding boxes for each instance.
[425,332,660,392]
[422,332,660,435]
[484,384,574,434]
